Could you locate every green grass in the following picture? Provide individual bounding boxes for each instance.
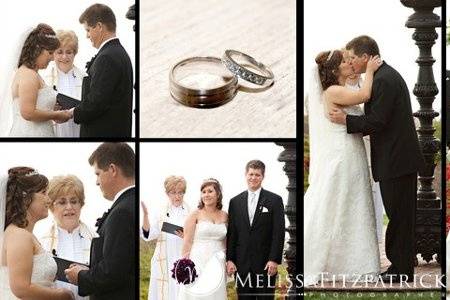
[140,240,290,299]
[305,291,441,299]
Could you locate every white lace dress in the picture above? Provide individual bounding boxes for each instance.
[304,105,380,286]
[9,85,56,137]
[178,221,227,300]
[0,251,57,299]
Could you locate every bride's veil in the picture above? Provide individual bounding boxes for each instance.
[0,27,33,136]
[306,65,328,186]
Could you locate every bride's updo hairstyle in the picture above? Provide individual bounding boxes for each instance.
[315,50,343,90]
[5,167,49,229]
[18,23,60,69]
[198,178,223,210]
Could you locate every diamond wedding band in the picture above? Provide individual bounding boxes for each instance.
[222,50,274,87]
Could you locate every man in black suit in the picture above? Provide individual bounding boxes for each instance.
[65,143,136,300]
[226,160,285,299]
[70,4,133,137]
[329,35,425,283]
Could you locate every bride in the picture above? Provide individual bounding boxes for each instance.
[0,24,72,137]
[0,167,74,299]
[178,178,227,300]
[304,49,382,286]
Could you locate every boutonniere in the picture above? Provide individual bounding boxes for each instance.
[95,208,111,231]
[85,54,97,71]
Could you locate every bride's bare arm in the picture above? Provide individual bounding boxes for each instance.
[6,228,73,300]
[181,211,198,258]
[18,70,71,123]
[325,55,381,106]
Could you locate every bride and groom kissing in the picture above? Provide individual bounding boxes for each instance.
[304,35,425,286]
[0,143,136,300]
[0,3,133,138]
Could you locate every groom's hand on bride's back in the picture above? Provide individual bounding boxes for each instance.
[328,108,347,125]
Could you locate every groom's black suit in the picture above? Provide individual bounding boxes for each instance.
[227,188,285,299]
[346,62,425,278]
[74,39,133,137]
[78,187,136,300]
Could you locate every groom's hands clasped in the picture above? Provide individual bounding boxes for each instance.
[226,260,237,276]
[264,260,278,276]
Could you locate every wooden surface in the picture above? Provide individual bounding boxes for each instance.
[140,0,296,138]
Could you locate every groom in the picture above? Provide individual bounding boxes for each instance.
[70,4,133,137]
[226,160,285,299]
[329,35,425,282]
[65,143,136,299]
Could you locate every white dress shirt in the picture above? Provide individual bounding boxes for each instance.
[248,187,262,224]
[97,37,119,53]
[113,185,135,202]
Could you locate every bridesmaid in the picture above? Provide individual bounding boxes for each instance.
[141,176,190,300]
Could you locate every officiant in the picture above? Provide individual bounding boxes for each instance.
[39,175,97,300]
[141,175,190,300]
[42,30,85,137]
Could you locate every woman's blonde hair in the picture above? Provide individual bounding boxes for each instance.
[56,30,78,54]
[48,175,85,210]
[164,176,186,193]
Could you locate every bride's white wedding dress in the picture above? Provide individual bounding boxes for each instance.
[0,251,57,299]
[304,67,380,286]
[178,221,227,300]
[8,85,56,137]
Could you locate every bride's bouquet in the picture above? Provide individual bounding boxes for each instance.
[171,258,198,285]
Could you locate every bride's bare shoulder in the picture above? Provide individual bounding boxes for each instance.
[4,224,32,241]
[15,66,39,83]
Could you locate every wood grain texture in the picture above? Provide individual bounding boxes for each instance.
[140,0,296,138]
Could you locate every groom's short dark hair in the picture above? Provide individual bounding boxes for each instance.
[89,143,135,178]
[79,3,116,32]
[245,160,266,176]
[346,35,380,57]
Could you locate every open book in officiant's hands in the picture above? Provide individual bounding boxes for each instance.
[161,222,183,235]
[54,256,89,283]
[56,93,80,110]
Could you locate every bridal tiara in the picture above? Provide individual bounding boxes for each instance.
[203,178,219,184]
[326,50,335,61]
[44,34,57,39]
[24,170,39,177]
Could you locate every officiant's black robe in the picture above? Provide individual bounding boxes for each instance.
[74,39,133,137]
[78,188,136,300]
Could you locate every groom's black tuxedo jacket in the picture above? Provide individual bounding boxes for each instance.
[346,62,424,181]
[226,188,285,275]
[74,39,133,137]
[78,187,136,300]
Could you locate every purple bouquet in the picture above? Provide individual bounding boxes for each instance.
[171,258,198,284]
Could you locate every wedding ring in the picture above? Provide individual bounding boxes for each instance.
[169,57,238,108]
[222,50,274,87]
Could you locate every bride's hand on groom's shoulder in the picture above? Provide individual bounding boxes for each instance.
[55,288,74,300]
[367,55,382,73]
